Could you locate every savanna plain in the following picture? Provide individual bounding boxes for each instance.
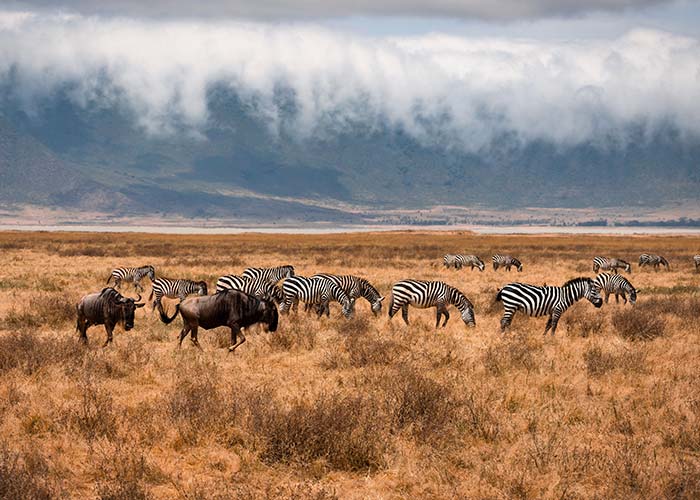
[1,230,699,500]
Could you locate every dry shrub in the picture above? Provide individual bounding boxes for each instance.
[56,245,109,257]
[462,387,502,442]
[268,319,317,351]
[3,293,74,329]
[664,456,700,500]
[333,316,404,368]
[584,346,616,376]
[564,306,606,338]
[0,331,82,375]
[174,479,338,500]
[482,333,541,375]
[69,372,117,442]
[0,443,64,499]
[612,307,666,341]
[237,387,387,472]
[641,296,700,320]
[94,441,156,500]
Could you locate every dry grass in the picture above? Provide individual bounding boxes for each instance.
[0,229,699,498]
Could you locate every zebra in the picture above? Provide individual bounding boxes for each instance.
[242,265,295,285]
[492,254,523,272]
[594,273,637,305]
[149,278,208,312]
[444,254,485,271]
[638,253,670,271]
[280,276,353,318]
[695,255,700,272]
[311,273,384,316]
[495,277,602,335]
[106,265,155,292]
[592,257,631,274]
[215,275,284,305]
[388,279,475,328]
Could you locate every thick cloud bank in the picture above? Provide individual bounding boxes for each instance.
[6,0,671,21]
[1,11,699,150]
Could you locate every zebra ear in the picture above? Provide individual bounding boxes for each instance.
[378,296,385,302]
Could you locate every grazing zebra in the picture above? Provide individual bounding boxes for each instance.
[242,265,295,285]
[495,277,603,335]
[592,257,631,274]
[492,254,523,272]
[149,278,208,311]
[280,276,353,318]
[695,255,700,272]
[310,273,384,316]
[215,275,284,305]
[388,280,475,328]
[106,265,155,292]
[638,253,670,271]
[595,273,637,305]
[444,254,485,271]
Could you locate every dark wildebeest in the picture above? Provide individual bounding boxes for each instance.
[76,287,145,346]
[159,289,278,352]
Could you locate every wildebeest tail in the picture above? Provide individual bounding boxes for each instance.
[148,288,154,302]
[158,303,180,324]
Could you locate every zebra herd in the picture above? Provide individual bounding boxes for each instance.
[89,250,697,348]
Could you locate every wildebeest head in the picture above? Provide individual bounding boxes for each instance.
[108,291,146,330]
[259,299,279,332]
[196,281,208,296]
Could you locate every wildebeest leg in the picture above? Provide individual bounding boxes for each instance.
[228,325,246,353]
[401,305,409,325]
[189,326,202,350]
[103,323,115,347]
[76,317,89,344]
[178,325,191,347]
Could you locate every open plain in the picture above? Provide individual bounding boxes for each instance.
[0,230,699,499]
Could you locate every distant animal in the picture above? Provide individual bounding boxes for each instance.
[158,290,278,352]
[492,254,523,272]
[310,273,384,316]
[388,279,475,328]
[215,275,284,305]
[148,278,208,311]
[595,273,638,305]
[76,287,145,346]
[444,254,485,271]
[592,257,631,274]
[242,265,295,285]
[495,277,603,335]
[280,275,354,318]
[638,253,670,271]
[106,265,155,292]
[695,255,700,272]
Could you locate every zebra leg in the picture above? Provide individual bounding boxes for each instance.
[621,292,627,304]
[228,325,246,353]
[401,305,409,325]
[615,293,620,304]
[442,308,450,327]
[500,310,514,333]
[544,316,553,335]
[548,311,562,336]
[604,291,610,303]
[435,308,442,328]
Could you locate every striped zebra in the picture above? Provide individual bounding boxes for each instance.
[280,276,353,318]
[638,253,670,271]
[495,277,602,335]
[215,275,284,305]
[594,273,637,305]
[311,273,384,316]
[242,265,294,285]
[695,255,700,272]
[149,278,208,311]
[388,280,475,328]
[106,265,155,292]
[592,257,631,274]
[444,254,485,271]
[492,254,523,272]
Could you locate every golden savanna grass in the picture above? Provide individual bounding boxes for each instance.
[0,230,699,499]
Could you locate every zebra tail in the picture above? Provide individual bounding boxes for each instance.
[495,288,503,302]
[148,288,154,302]
[106,274,113,285]
[158,303,180,324]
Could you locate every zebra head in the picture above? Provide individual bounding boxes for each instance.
[461,305,476,327]
[284,266,295,278]
[584,279,603,308]
[629,286,638,305]
[514,259,523,272]
[371,296,385,316]
[477,259,485,272]
[196,281,208,296]
[622,261,631,273]
[341,297,354,319]
[146,265,156,280]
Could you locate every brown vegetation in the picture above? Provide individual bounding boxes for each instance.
[0,230,699,498]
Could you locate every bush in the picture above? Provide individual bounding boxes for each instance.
[0,331,83,375]
[613,308,666,341]
[69,373,117,442]
[94,441,155,500]
[268,320,317,351]
[0,443,64,499]
[565,307,606,338]
[3,293,75,330]
[482,334,541,375]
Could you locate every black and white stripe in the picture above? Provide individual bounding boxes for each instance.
[592,257,631,274]
[280,276,353,318]
[388,279,475,328]
[492,254,523,272]
[106,265,155,292]
[638,253,670,271]
[695,255,700,272]
[444,254,485,271]
[311,273,384,316]
[595,273,637,305]
[495,277,603,335]
[215,275,284,305]
[242,265,295,285]
[149,278,208,309]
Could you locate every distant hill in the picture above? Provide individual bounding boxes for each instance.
[1,84,698,221]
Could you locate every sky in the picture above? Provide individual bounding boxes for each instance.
[1,0,699,151]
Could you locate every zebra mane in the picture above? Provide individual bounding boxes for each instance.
[446,284,473,308]
[359,277,380,299]
[561,277,593,288]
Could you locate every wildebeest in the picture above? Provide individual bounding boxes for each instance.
[159,289,278,352]
[76,288,145,346]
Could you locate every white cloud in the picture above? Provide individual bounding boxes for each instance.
[0,11,699,150]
